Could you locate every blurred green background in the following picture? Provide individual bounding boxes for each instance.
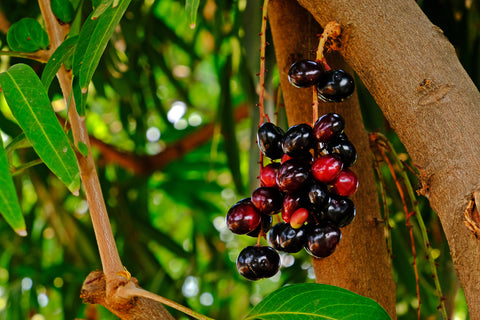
[0,0,478,319]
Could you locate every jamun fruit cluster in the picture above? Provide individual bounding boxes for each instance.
[288,59,355,102]
[226,112,358,281]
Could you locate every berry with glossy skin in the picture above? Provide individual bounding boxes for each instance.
[226,199,261,234]
[326,136,357,167]
[325,195,356,227]
[276,159,311,193]
[288,60,324,88]
[311,154,343,184]
[282,191,308,223]
[268,222,307,253]
[260,163,280,188]
[236,246,280,280]
[304,223,342,258]
[290,207,310,229]
[251,187,283,215]
[331,169,359,197]
[313,113,345,142]
[257,122,285,160]
[316,69,355,102]
[282,124,314,157]
[308,182,330,208]
[247,214,273,238]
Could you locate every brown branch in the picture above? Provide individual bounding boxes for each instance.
[37,0,173,318]
[90,104,249,175]
[295,0,480,318]
[0,10,11,34]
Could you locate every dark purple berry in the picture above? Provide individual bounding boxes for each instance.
[313,113,345,142]
[276,159,311,193]
[268,222,307,253]
[288,60,324,88]
[316,69,355,102]
[325,195,356,228]
[226,199,261,234]
[308,182,329,208]
[251,187,283,215]
[304,223,342,258]
[257,122,285,160]
[236,246,280,280]
[282,124,314,157]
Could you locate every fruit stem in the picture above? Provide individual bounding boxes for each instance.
[257,0,269,126]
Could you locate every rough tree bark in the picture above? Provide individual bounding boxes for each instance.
[268,1,397,318]
[274,0,480,318]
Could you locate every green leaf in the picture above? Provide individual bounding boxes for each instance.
[91,0,114,19]
[185,0,200,28]
[218,55,244,194]
[244,284,391,320]
[41,35,78,90]
[0,64,81,194]
[0,138,26,236]
[51,0,75,23]
[6,18,49,53]
[72,0,131,115]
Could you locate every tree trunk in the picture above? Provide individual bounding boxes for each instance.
[268,1,397,318]
[290,0,480,318]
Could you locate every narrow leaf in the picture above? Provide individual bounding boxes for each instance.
[6,18,49,52]
[218,55,244,194]
[0,138,26,235]
[72,0,131,114]
[245,283,391,320]
[185,0,200,29]
[41,35,78,90]
[0,64,80,194]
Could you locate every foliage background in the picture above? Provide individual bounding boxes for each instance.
[0,0,478,319]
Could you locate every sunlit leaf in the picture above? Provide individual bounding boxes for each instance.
[185,0,200,29]
[244,283,391,320]
[72,0,131,115]
[0,138,26,235]
[41,35,78,90]
[6,18,49,52]
[0,64,80,194]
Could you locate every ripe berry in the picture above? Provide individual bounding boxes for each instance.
[326,136,357,167]
[290,207,310,229]
[325,195,356,227]
[276,159,311,193]
[308,182,329,208]
[237,246,280,280]
[282,191,308,223]
[251,187,283,215]
[226,199,261,234]
[311,154,343,184]
[331,169,359,197]
[316,69,355,102]
[247,214,273,238]
[304,223,342,258]
[288,60,324,88]
[282,124,314,157]
[257,122,285,160]
[313,113,345,142]
[260,163,280,188]
[268,222,307,253]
